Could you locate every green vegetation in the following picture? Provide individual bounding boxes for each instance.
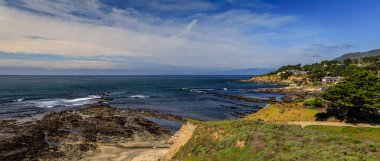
[322,69,380,122]
[265,54,380,81]
[257,53,380,123]
[306,125,380,143]
[279,71,292,80]
[174,120,380,161]
[303,97,324,109]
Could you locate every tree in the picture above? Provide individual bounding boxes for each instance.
[308,69,327,81]
[343,59,353,67]
[280,71,292,80]
[322,69,380,121]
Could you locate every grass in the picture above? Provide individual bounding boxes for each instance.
[174,120,380,161]
[306,125,380,143]
[244,103,322,122]
[174,103,380,160]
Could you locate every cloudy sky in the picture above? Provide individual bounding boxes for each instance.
[0,0,379,74]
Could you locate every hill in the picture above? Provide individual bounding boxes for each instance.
[335,49,380,61]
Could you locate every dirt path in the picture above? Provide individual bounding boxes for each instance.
[81,142,169,161]
[80,122,197,161]
[285,121,380,128]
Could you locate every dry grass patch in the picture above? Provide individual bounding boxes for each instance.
[244,103,323,122]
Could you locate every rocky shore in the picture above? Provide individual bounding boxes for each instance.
[252,86,323,100]
[0,105,183,161]
[241,75,327,101]
[239,75,291,86]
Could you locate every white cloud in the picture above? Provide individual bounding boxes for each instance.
[175,19,198,37]
[0,59,118,69]
[0,0,323,71]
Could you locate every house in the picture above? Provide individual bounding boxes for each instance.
[289,70,308,76]
[321,77,342,84]
[276,70,308,76]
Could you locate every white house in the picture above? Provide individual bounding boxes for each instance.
[277,70,308,76]
[290,70,308,76]
[322,77,342,84]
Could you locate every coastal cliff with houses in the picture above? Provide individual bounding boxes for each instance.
[246,50,380,102]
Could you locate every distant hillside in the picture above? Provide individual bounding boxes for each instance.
[335,49,380,61]
[194,68,274,75]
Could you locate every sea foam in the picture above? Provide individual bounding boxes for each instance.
[33,95,101,108]
[129,95,150,98]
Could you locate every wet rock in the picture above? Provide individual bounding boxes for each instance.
[254,87,322,101]
[0,105,181,161]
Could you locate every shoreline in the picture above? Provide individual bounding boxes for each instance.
[2,94,379,160]
[0,104,183,161]
[0,99,276,161]
[0,77,290,160]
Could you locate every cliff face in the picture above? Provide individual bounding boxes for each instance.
[248,75,287,85]
[162,122,197,160]
[247,75,308,86]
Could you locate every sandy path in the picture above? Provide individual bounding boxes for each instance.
[285,121,380,128]
[80,142,169,161]
[80,122,197,161]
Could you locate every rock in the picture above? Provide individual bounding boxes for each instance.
[0,105,182,161]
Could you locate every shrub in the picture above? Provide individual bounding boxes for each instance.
[280,71,292,80]
[303,97,324,109]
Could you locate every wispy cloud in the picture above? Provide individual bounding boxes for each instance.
[0,0,331,73]
[0,59,118,69]
[175,19,198,37]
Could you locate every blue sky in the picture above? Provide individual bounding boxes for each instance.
[0,0,379,74]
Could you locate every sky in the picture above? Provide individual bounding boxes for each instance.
[0,0,379,75]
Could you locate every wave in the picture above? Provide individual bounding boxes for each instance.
[63,95,101,103]
[32,95,101,108]
[13,98,24,102]
[181,88,214,94]
[129,95,150,99]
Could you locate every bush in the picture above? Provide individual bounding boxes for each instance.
[303,97,324,109]
[280,71,292,80]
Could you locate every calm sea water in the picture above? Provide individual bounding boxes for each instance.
[0,75,283,120]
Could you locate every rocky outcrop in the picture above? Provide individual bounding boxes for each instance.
[0,105,182,161]
[242,75,310,86]
[254,87,320,95]
[253,87,322,100]
[240,75,289,85]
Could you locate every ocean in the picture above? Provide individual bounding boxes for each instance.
[0,75,284,120]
